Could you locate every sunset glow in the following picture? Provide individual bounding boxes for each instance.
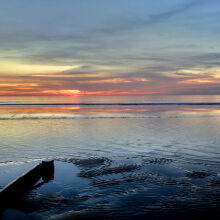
[0,1,220,96]
[1,2,220,219]
[42,89,81,96]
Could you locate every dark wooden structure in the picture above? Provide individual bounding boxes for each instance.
[0,160,54,212]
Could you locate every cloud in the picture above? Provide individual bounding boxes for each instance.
[94,0,207,35]
[1,0,220,95]
[197,53,220,61]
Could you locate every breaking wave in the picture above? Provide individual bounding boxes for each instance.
[0,114,219,120]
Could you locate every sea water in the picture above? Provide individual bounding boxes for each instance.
[0,95,220,219]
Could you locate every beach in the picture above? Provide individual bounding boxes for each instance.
[1,0,220,218]
[0,95,220,219]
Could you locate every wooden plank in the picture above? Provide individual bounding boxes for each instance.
[0,160,54,212]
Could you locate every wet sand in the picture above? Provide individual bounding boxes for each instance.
[1,156,220,219]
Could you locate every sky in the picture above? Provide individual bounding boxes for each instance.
[0,0,220,96]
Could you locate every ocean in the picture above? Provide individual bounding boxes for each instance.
[0,95,220,219]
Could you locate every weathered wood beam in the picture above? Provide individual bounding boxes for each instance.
[0,160,54,212]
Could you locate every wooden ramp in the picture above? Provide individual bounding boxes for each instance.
[0,160,54,212]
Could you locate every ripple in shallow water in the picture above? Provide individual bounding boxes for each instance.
[1,156,220,220]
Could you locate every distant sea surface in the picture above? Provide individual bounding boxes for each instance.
[0,95,220,219]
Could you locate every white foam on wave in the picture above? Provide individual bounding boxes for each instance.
[0,158,52,166]
[0,113,219,120]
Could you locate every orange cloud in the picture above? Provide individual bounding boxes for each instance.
[0,83,39,87]
[40,89,159,96]
[32,73,107,78]
[0,90,42,96]
[78,77,150,84]
[42,89,81,96]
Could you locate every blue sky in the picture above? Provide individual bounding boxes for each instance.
[0,0,220,95]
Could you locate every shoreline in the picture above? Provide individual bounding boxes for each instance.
[1,156,220,219]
